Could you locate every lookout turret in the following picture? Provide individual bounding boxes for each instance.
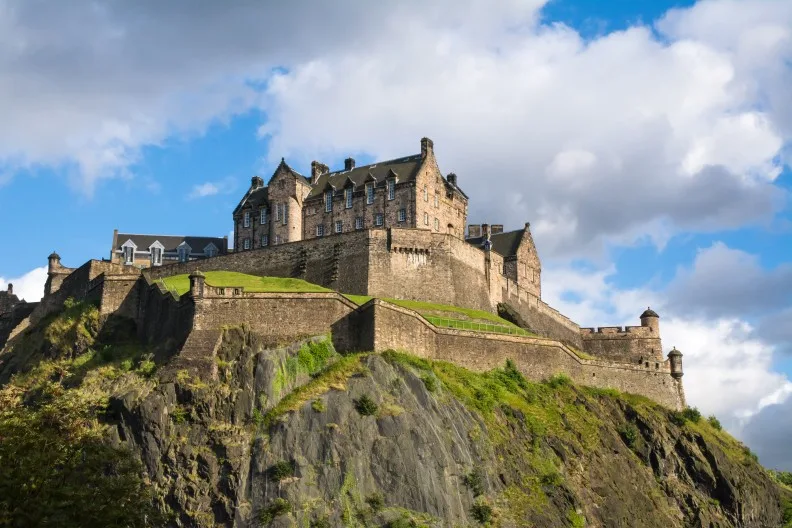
[640,307,659,334]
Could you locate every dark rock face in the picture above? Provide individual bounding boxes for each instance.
[100,328,788,527]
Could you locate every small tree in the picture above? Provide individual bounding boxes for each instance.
[355,394,378,416]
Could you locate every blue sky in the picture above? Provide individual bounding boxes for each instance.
[1,0,791,468]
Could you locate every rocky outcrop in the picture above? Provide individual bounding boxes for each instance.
[99,327,788,527]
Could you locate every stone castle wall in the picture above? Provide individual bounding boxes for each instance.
[580,326,664,363]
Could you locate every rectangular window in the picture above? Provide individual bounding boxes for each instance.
[335,220,343,233]
[261,235,269,247]
[424,212,429,226]
[151,248,161,266]
[366,183,374,204]
[355,217,363,230]
[275,235,281,245]
[375,213,383,226]
[243,238,250,250]
[325,190,333,212]
[398,209,406,223]
[316,224,325,237]
[124,247,134,264]
[283,202,288,225]
[260,208,267,224]
[345,188,353,209]
[387,179,395,200]
[275,204,280,222]
[423,186,428,202]
[434,218,439,231]
[243,212,250,228]
[434,192,439,208]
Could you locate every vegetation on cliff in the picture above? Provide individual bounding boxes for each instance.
[0,303,789,527]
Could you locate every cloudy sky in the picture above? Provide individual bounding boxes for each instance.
[0,0,791,468]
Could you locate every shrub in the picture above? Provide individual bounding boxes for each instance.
[311,398,326,412]
[252,408,265,427]
[421,374,438,393]
[470,499,493,524]
[269,460,295,481]
[540,470,563,487]
[682,407,701,423]
[544,374,571,389]
[136,353,156,378]
[771,470,792,487]
[170,405,188,425]
[310,516,331,528]
[119,359,133,372]
[365,491,385,512]
[258,498,291,524]
[463,468,485,497]
[567,509,586,528]
[354,394,378,416]
[386,516,419,528]
[707,415,722,430]
[618,423,639,448]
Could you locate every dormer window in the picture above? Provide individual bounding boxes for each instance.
[345,188,353,209]
[124,247,134,264]
[178,247,188,262]
[204,243,218,258]
[243,211,250,228]
[366,183,374,205]
[387,179,395,201]
[150,242,164,266]
[325,190,333,212]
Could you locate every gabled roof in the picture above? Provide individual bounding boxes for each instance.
[466,230,524,257]
[269,158,310,187]
[306,154,423,199]
[233,184,268,216]
[114,234,226,254]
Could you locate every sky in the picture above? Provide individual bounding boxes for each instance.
[0,0,791,468]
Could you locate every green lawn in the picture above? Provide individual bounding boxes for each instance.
[343,295,535,336]
[158,271,331,295]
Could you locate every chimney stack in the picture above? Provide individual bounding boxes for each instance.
[467,224,482,238]
[311,161,329,185]
[482,223,491,239]
[421,137,434,159]
[491,224,504,235]
[344,157,356,171]
[7,283,12,295]
[447,173,457,186]
[250,176,263,189]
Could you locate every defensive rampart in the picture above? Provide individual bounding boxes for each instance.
[142,228,585,348]
[580,326,664,363]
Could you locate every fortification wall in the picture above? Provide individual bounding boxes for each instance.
[137,280,194,357]
[581,326,663,363]
[355,300,684,409]
[192,286,357,342]
[144,230,372,295]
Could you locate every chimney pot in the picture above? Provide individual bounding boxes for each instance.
[344,157,356,171]
[421,137,434,158]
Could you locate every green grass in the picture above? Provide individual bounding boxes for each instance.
[344,295,535,336]
[159,271,332,295]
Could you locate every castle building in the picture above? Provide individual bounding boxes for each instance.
[110,230,229,269]
[232,138,469,251]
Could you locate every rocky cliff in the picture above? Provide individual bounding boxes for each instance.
[0,299,790,527]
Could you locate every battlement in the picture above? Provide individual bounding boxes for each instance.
[580,325,654,336]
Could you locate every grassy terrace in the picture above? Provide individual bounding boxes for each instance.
[159,271,533,336]
[159,271,331,296]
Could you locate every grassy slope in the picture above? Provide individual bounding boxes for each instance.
[159,271,331,295]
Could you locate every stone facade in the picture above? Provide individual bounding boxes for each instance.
[232,137,468,251]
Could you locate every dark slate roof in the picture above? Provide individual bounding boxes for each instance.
[640,307,659,318]
[466,230,524,257]
[306,154,423,199]
[234,186,269,214]
[115,234,226,253]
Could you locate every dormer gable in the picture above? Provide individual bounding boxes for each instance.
[203,242,219,257]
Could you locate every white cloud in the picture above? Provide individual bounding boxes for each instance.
[0,267,47,303]
[188,182,220,199]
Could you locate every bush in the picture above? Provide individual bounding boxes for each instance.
[252,408,265,427]
[618,423,639,448]
[463,468,485,497]
[544,374,571,389]
[707,415,722,430]
[310,516,331,528]
[136,353,156,378]
[258,498,291,524]
[682,407,701,423]
[311,398,326,412]
[269,460,295,481]
[355,394,378,416]
[421,374,438,393]
[365,491,385,512]
[171,405,189,425]
[470,499,493,524]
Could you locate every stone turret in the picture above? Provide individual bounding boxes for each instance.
[668,347,683,379]
[47,251,61,274]
[189,270,205,299]
[640,307,659,333]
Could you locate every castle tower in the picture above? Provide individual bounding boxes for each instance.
[640,307,659,333]
[668,347,683,379]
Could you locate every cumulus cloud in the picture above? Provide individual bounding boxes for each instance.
[2,0,790,258]
[188,183,220,199]
[0,267,47,303]
[542,240,792,438]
